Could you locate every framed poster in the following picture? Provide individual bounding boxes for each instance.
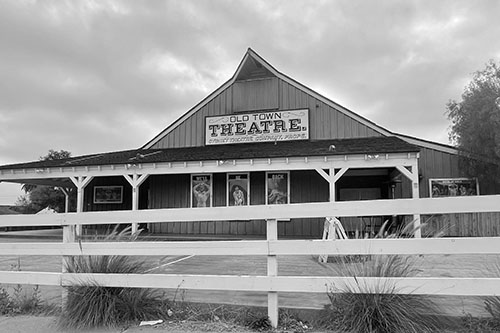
[266,172,289,205]
[429,178,479,198]
[228,173,249,206]
[94,186,123,204]
[191,174,212,208]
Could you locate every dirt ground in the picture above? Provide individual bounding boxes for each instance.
[0,315,260,333]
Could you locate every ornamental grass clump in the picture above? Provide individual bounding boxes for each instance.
[325,220,449,333]
[60,227,167,329]
[483,260,500,330]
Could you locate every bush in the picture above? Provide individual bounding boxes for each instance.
[484,260,500,330]
[324,218,449,333]
[326,255,447,332]
[0,286,11,314]
[59,227,167,329]
[0,284,47,315]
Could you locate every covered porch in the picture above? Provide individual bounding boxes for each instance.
[0,137,421,238]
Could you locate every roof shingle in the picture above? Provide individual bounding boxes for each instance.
[0,136,419,171]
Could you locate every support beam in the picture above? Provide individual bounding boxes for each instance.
[59,187,70,213]
[314,168,329,182]
[396,165,421,237]
[123,174,149,233]
[395,165,414,182]
[315,167,350,202]
[69,176,94,236]
[332,167,349,183]
[329,168,335,202]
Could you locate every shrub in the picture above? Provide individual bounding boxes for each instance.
[0,284,47,315]
[59,227,167,329]
[0,286,11,314]
[11,284,43,314]
[324,220,449,333]
[326,255,447,332]
[483,260,500,330]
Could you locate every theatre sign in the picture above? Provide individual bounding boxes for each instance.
[205,109,309,145]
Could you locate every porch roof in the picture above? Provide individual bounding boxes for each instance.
[0,136,418,171]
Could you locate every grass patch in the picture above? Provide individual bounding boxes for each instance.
[0,284,57,315]
[322,220,451,332]
[59,227,167,329]
[326,255,449,332]
[1,257,58,315]
[482,259,500,331]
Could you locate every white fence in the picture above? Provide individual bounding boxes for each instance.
[1,195,500,327]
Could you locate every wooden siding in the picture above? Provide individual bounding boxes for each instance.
[150,78,383,149]
[148,170,330,237]
[278,81,382,140]
[233,78,279,111]
[424,212,500,237]
[84,176,132,212]
[417,147,467,198]
[286,170,329,238]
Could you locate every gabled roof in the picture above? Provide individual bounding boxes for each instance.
[142,48,396,149]
[0,136,419,171]
[393,132,459,155]
[142,48,460,157]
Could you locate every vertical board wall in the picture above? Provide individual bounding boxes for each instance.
[149,78,383,150]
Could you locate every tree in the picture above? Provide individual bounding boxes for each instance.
[446,60,500,189]
[21,149,71,193]
[17,149,75,213]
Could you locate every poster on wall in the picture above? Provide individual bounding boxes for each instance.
[429,178,479,198]
[191,174,212,208]
[94,186,123,204]
[266,172,289,205]
[228,173,249,206]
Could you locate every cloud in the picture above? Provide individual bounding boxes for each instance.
[1,0,499,203]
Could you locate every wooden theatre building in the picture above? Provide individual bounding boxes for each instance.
[0,49,497,237]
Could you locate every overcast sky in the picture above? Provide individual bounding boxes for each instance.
[1,0,499,204]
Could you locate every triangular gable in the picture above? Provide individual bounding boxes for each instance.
[142,48,394,149]
[142,48,458,157]
[234,52,276,81]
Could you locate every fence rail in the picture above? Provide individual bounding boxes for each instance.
[1,271,500,296]
[2,237,500,256]
[1,195,500,327]
[1,195,499,227]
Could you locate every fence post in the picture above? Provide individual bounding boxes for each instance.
[266,218,278,328]
[61,224,76,308]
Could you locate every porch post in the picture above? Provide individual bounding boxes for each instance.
[330,167,348,202]
[410,159,421,238]
[123,174,149,234]
[396,163,421,238]
[329,168,335,202]
[266,218,278,328]
[59,187,70,213]
[69,176,93,237]
[315,167,348,202]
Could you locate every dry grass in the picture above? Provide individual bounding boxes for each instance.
[59,227,167,329]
